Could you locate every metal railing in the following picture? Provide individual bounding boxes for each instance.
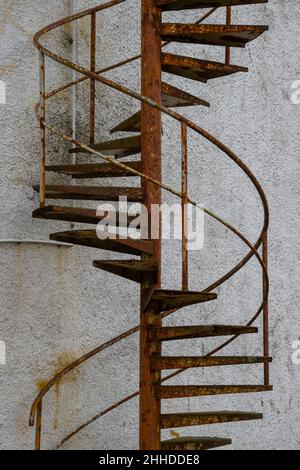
[30,0,269,449]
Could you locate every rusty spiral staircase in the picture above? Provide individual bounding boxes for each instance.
[29,0,271,451]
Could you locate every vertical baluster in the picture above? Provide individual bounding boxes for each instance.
[35,401,43,450]
[39,52,46,208]
[140,0,162,451]
[262,231,270,385]
[90,12,96,145]
[225,6,232,65]
[181,123,189,291]
[71,0,77,157]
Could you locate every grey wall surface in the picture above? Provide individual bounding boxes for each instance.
[0,0,299,450]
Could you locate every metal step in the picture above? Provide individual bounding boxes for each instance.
[161,411,263,428]
[70,135,141,159]
[161,24,268,47]
[146,289,217,311]
[110,82,209,134]
[33,185,143,202]
[110,112,142,134]
[161,436,232,450]
[32,205,137,226]
[159,384,273,399]
[158,325,258,341]
[156,0,268,11]
[93,260,158,284]
[50,230,154,256]
[46,161,141,179]
[161,82,210,107]
[162,53,248,83]
[152,355,272,369]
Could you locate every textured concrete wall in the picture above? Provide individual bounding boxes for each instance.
[0,0,299,450]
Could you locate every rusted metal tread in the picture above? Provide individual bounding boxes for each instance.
[159,384,273,399]
[70,135,141,159]
[156,0,268,11]
[32,205,136,226]
[158,325,258,341]
[161,24,268,47]
[146,289,217,311]
[33,185,143,202]
[46,161,141,179]
[93,260,158,284]
[162,53,248,83]
[162,82,210,107]
[111,112,142,134]
[50,230,154,256]
[161,411,263,428]
[110,83,209,134]
[153,355,272,369]
[161,436,232,450]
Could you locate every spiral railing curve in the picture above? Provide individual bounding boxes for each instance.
[29,0,270,450]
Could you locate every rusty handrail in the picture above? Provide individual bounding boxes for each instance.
[30,124,269,448]
[30,0,269,450]
[57,303,264,450]
[44,7,218,101]
[181,123,188,291]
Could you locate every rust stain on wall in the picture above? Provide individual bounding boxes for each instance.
[36,350,81,391]
[36,350,80,430]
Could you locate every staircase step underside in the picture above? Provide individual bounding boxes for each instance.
[161,411,263,428]
[110,83,209,134]
[111,112,142,134]
[161,436,232,450]
[159,384,273,399]
[32,206,136,226]
[161,82,210,107]
[147,289,217,311]
[70,136,141,158]
[33,185,143,202]
[161,24,268,47]
[162,53,248,83]
[158,325,258,341]
[156,0,268,11]
[46,161,141,179]
[93,260,158,283]
[153,355,272,369]
[50,230,154,255]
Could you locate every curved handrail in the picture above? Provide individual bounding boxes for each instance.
[30,0,269,449]
[56,303,264,450]
[44,6,218,101]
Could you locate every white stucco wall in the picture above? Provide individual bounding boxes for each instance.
[0,0,299,450]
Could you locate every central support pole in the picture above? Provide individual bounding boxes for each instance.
[140,0,162,450]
